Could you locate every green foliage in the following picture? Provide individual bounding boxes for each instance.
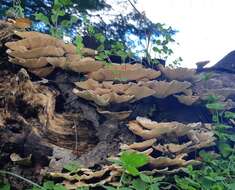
[35,0,78,38]
[75,35,84,55]
[119,151,149,176]
[175,96,235,190]
[5,0,24,18]
[31,181,67,190]
[63,161,81,173]
[0,183,10,190]
[175,152,235,190]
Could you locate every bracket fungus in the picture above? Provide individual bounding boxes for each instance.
[146,80,192,98]
[73,79,157,106]
[87,63,161,82]
[159,64,196,82]
[48,165,122,189]
[174,94,200,106]
[5,31,104,77]
[124,117,215,170]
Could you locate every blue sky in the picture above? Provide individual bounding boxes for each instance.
[136,0,235,68]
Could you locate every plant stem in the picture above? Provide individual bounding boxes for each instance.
[0,170,44,189]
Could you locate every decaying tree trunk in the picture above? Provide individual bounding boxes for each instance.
[1,20,235,189]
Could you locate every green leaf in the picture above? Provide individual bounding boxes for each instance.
[0,183,10,190]
[226,182,235,190]
[63,161,80,172]
[103,186,117,190]
[43,181,55,189]
[53,184,67,190]
[149,183,160,190]
[224,111,235,119]
[206,103,225,111]
[139,173,152,183]
[125,165,140,176]
[95,33,106,43]
[35,13,50,25]
[120,151,149,176]
[132,179,148,190]
[218,142,233,157]
[51,15,58,25]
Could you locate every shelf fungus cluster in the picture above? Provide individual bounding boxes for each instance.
[47,164,122,189]
[121,117,216,170]
[87,63,161,82]
[5,31,102,77]
[158,64,196,82]
[73,78,199,107]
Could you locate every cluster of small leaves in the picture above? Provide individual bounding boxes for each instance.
[150,23,182,67]
[175,95,235,190]
[5,0,24,18]
[104,151,167,190]
[175,151,235,190]
[35,0,78,39]
[83,18,132,64]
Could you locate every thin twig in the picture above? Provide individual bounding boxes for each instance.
[0,170,44,189]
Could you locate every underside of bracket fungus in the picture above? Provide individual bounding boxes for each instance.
[5,31,103,77]
[158,64,196,81]
[73,78,198,106]
[174,94,200,106]
[73,79,156,106]
[124,117,215,169]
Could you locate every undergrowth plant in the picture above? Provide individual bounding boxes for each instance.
[105,151,167,190]
[175,95,235,190]
[5,0,24,18]
[35,0,78,39]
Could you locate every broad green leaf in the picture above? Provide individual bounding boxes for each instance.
[120,151,149,176]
